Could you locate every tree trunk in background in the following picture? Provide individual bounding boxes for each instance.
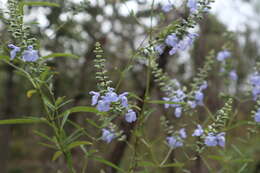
[0,65,15,173]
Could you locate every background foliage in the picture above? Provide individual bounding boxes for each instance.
[1,0,260,173]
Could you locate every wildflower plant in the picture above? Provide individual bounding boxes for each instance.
[0,0,259,172]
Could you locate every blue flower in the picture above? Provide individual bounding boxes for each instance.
[162,4,173,13]
[204,133,225,147]
[103,88,119,103]
[8,44,21,60]
[169,46,178,55]
[166,136,183,148]
[175,107,182,118]
[165,33,179,47]
[250,73,260,100]
[187,0,198,13]
[203,7,210,12]
[165,32,198,55]
[216,50,231,62]
[125,109,137,123]
[188,100,197,108]
[188,33,199,40]
[163,89,185,117]
[177,33,198,51]
[171,89,186,108]
[101,129,115,143]
[176,89,186,99]
[89,91,100,106]
[192,124,203,136]
[179,128,187,139]
[163,97,171,109]
[220,67,225,73]
[155,44,166,55]
[204,133,217,147]
[97,100,111,112]
[199,81,208,91]
[194,91,204,105]
[119,92,129,108]
[177,40,188,51]
[189,82,207,108]
[229,70,238,81]
[250,73,260,86]
[254,109,260,123]
[216,132,225,147]
[22,45,39,62]
[252,86,260,100]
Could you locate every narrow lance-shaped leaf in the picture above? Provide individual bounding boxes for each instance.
[20,2,60,7]
[52,151,63,161]
[0,117,46,125]
[67,141,92,150]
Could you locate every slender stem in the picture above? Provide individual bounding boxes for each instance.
[202,105,215,125]
[82,156,88,173]
[160,148,173,167]
[65,151,76,173]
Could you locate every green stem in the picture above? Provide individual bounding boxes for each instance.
[159,148,173,167]
[65,151,76,173]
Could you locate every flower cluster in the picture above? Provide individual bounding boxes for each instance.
[156,33,198,56]
[187,0,198,13]
[229,70,238,81]
[166,128,187,148]
[216,50,231,62]
[188,81,208,108]
[8,44,39,62]
[162,3,174,13]
[254,108,260,123]
[90,87,137,123]
[250,72,260,100]
[8,44,21,60]
[166,124,226,149]
[204,132,225,147]
[101,129,116,143]
[162,0,198,14]
[217,50,238,81]
[163,89,186,118]
[192,124,204,136]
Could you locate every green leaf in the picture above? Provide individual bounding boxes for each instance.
[55,96,65,107]
[26,89,37,98]
[232,159,254,163]
[0,55,9,60]
[42,95,56,111]
[67,106,102,114]
[238,163,248,173]
[41,53,79,60]
[67,141,92,150]
[160,162,184,168]
[21,2,60,7]
[38,142,57,150]
[52,151,63,161]
[85,118,101,128]
[92,156,126,173]
[34,130,54,143]
[63,129,83,146]
[224,121,248,131]
[146,100,185,105]
[60,111,70,130]
[138,161,156,167]
[207,155,225,161]
[60,106,106,118]
[231,144,244,156]
[0,117,46,125]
